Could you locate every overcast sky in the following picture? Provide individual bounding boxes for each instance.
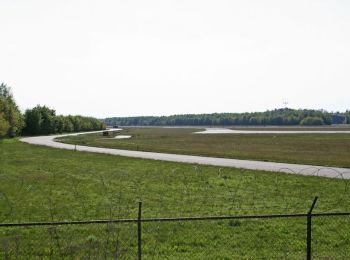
[1,0,349,118]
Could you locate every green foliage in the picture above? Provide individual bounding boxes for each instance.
[0,83,24,137]
[0,112,10,137]
[300,116,325,126]
[24,105,56,135]
[0,82,106,137]
[104,108,335,126]
[23,106,106,135]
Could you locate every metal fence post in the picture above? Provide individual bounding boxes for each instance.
[307,197,318,260]
[137,202,142,260]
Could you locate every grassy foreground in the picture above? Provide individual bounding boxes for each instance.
[58,127,350,168]
[1,139,350,258]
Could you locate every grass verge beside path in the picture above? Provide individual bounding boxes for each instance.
[57,127,350,168]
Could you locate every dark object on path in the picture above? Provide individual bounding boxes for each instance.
[113,125,119,128]
[103,131,110,136]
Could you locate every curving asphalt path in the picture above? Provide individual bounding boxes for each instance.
[20,130,350,179]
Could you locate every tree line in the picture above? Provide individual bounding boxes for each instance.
[0,83,105,138]
[105,108,350,127]
[23,106,105,135]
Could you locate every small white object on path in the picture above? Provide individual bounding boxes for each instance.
[114,135,131,139]
[20,129,350,180]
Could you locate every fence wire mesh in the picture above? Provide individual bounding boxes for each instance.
[1,166,350,258]
[141,217,306,259]
[1,212,350,259]
[0,222,137,259]
[312,215,350,259]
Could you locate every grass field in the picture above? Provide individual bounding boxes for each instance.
[57,127,350,168]
[1,139,350,258]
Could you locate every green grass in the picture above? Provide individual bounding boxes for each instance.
[57,127,350,168]
[1,140,350,258]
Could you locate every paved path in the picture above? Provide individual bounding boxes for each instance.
[20,130,350,179]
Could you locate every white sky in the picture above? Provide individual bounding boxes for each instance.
[1,0,349,118]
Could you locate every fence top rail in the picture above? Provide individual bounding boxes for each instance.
[1,212,350,228]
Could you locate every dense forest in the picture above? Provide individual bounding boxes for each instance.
[23,105,105,135]
[105,109,350,127]
[0,83,105,138]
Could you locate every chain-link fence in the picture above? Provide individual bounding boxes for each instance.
[312,213,350,259]
[1,200,350,259]
[1,165,350,259]
[1,222,138,259]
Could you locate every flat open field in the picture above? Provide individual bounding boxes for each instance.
[227,125,350,131]
[57,127,350,168]
[1,139,350,258]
